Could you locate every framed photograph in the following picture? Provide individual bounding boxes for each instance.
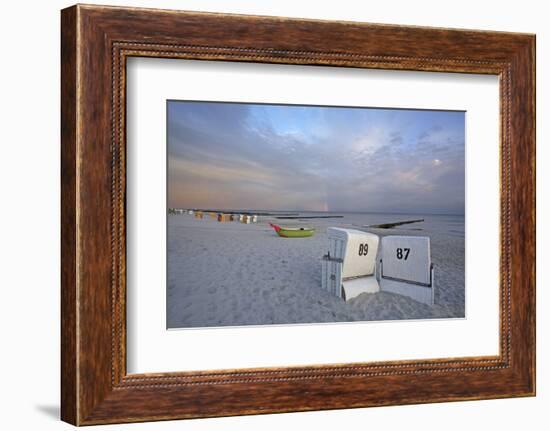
[61,4,535,425]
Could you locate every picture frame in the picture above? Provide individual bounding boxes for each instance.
[61,4,535,425]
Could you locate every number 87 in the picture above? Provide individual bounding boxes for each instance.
[396,248,410,260]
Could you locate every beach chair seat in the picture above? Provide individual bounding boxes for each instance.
[379,236,435,305]
[321,228,380,301]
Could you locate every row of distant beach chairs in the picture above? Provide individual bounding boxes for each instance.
[191,210,259,224]
[321,228,435,305]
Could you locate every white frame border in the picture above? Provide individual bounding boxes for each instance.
[126,58,500,373]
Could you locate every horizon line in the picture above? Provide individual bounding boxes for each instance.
[168,207,465,217]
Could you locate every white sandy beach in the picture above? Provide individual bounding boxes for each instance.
[167,213,465,328]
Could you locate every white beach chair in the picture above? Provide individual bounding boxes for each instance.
[321,228,380,301]
[378,236,435,305]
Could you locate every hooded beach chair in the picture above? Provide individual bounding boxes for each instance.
[321,228,380,301]
[378,236,435,305]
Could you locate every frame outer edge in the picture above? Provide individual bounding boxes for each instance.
[61,5,79,426]
[525,35,537,396]
[505,34,536,396]
[531,34,536,396]
[527,35,536,396]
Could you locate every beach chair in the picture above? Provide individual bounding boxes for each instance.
[378,236,435,305]
[321,228,380,301]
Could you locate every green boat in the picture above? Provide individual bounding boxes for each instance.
[269,223,315,238]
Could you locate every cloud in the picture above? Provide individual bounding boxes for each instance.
[167,102,465,214]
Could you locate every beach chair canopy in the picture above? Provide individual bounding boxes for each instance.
[380,236,432,286]
[327,228,379,279]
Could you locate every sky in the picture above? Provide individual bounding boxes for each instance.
[167,101,465,215]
